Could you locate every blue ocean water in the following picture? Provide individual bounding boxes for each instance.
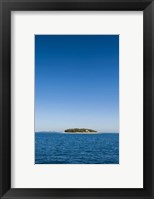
[35,133,119,164]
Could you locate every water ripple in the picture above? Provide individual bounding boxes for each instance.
[35,133,119,164]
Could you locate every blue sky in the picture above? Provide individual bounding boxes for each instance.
[35,35,119,132]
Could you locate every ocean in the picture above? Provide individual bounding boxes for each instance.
[35,132,119,164]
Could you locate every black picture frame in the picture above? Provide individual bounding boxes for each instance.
[0,0,154,198]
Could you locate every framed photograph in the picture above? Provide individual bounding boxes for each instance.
[0,0,154,198]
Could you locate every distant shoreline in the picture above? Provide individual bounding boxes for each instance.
[64,128,97,133]
[65,132,97,134]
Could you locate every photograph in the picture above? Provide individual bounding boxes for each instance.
[35,35,119,164]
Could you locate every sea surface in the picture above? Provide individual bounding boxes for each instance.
[35,132,119,164]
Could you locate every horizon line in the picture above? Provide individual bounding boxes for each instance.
[35,131,119,133]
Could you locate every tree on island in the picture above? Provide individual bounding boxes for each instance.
[64,128,97,133]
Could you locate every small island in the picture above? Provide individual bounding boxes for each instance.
[65,128,97,134]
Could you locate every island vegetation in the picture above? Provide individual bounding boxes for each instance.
[65,128,97,133]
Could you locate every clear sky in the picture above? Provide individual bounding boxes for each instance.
[35,35,119,132]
